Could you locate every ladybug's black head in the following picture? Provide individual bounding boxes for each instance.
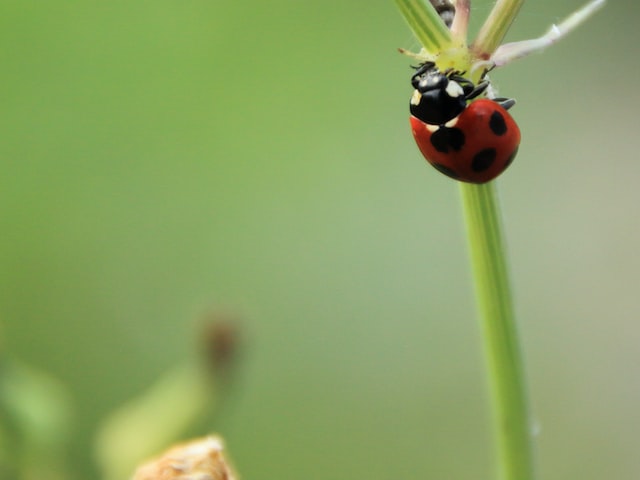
[409,63,491,126]
[410,62,448,91]
[410,63,468,126]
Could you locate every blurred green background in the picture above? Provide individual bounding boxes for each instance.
[1,0,639,478]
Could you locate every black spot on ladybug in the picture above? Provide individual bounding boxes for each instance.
[489,111,507,136]
[504,146,519,169]
[430,127,465,153]
[471,148,497,172]
[432,163,459,179]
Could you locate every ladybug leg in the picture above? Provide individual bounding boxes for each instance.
[493,97,516,110]
[464,80,490,101]
[448,72,468,82]
[489,0,604,67]
[411,61,436,74]
[450,75,474,90]
[443,68,467,81]
[450,75,489,101]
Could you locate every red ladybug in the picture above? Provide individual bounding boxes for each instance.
[409,63,521,184]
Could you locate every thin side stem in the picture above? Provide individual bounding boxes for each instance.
[459,182,534,480]
[450,0,470,41]
[490,0,606,67]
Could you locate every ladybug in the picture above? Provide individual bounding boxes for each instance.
[409,63,521,184]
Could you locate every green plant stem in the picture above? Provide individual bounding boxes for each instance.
[459,182,533,480]
[472,0,524,56]
[394,0,453,53]
[393,1,534,478]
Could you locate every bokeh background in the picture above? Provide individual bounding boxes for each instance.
[1,0,639,478]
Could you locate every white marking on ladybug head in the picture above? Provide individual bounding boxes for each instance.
[444,117,459,128]
[445,80,464,98]
[410,90,422,106]
[426,124,440,133]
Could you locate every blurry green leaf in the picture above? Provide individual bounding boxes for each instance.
[0,359,73,479]
[94,364,215,480]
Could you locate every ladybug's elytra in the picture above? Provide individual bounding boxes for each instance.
[411,99,520,184]
[409,63,521,184]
